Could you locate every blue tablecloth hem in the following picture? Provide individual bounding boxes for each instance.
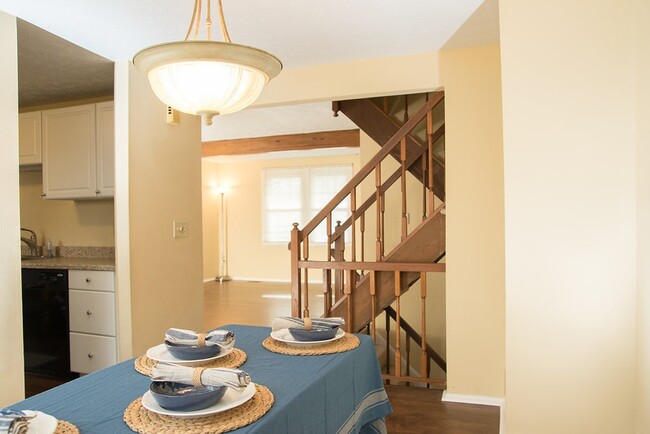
[337,388,392,434]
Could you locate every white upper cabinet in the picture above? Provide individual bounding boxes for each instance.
[42,102,114,199]
[19,111,42,166]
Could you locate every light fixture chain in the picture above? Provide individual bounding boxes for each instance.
[206,0,212,40]
[217,0,232,43]
[184,0,201,41]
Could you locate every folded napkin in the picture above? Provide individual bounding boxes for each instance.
[165,328,234,350]
[0,410,33,434]
[152,362,251,390]
[272,316,345,332]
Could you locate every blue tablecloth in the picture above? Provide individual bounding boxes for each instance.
[6,325,392,433]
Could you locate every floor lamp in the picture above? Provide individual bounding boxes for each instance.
[216,188,231,282]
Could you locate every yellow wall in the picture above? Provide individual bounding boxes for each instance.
[500,1,638,432]
[114,61,205,357]
[439,45,505,398]
[19,170,115,247]
[0,12,25,406]
[202,152,361,282]
[636,0,650,431]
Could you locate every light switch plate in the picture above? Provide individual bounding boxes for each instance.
[173,221,189,238]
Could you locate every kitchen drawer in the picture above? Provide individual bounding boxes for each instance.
[70,332,117,374]
[69,289,116,335]
[69,269,114,292]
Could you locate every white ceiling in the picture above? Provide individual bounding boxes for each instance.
[3,0,498,143]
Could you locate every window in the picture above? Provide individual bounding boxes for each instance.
[262,165,353,243]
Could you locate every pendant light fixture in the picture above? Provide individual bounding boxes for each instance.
[133,0,282,126]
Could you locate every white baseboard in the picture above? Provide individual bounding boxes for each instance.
[442,392,505,434]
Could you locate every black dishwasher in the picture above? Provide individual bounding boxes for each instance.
[22,268,75,379]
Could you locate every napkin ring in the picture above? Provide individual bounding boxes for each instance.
[197,333,207,347]
[303,317,312,331]
[192,367,206,387]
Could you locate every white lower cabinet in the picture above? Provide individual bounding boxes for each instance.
[70,333,117,374]
[68,270,116,374]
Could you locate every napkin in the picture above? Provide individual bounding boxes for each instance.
[152,362,251,390]
[0,410,33,434]
[272,316,345,332]
[165,328,234,350]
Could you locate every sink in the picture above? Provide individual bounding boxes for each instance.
[21,255,46,261]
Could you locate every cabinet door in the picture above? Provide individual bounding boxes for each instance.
[19,112,42,166]
[42,104,96,199]
[70,332,117,374]
[95,101,114,198]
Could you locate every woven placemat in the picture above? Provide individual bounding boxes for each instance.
[123,384,274,434]
[55,420,79,434]
[262,333,360,355]
[134,348,247,377]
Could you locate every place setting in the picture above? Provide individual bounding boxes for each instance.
[125,328,274,433]
[134,328,247,376]
[262,316,360,356]
[0,409,78,434]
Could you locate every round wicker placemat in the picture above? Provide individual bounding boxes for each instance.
[262,333,360,355]
[123,384,274,434]
[55,420,79,434]
[134,348,247,377]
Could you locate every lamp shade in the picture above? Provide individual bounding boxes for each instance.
[134,41,282,125]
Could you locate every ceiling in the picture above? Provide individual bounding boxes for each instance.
[5,0,498,142]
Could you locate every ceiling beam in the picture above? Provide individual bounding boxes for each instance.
[201,129,360,157]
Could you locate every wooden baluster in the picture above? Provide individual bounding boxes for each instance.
[370,270,376,343]
[360,214,365,266]
[375,164,382,261]
[394,271,402,378]
[400,137,407,240]
[290,223,301,317]
[382,96,388,115]
[385,309,391,376]
[406,336,411,386]
[334,221,344,300]
[420,272,428,382]
[327,213,332,259]
[351,188,356,263]
[422,141,428,222]
[404,94,409,123]
[302,235,310,319]
[345,269,355,333]
[380,187,385,260]
[323,269,331,317]
[427,109,435,215]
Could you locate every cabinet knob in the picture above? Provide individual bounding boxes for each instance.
[86,310,92,316]
[88,353,94,359]
[86,278,91,283]
[41,193,46,198]
[95,189,100,194]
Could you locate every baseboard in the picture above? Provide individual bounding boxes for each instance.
[442,391,505,434]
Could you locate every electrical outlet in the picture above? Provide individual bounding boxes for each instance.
[173,221,189,238]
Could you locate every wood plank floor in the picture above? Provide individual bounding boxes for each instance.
[204,280,500,434]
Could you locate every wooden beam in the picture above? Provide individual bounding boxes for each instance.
[202,129,360,157]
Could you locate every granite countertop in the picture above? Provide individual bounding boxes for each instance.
[21,256,115,271]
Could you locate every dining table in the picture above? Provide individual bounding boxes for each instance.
[5,324,392,433]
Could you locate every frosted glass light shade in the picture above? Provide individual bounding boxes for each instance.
[134,41,282,125]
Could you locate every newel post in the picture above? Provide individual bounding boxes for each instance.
[290,223,302,317]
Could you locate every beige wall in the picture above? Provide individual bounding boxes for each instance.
[19,170,115,248]
[114,61,204,357]
[636,0,650,431]
[0,11,25,406]
[439,45,505,398]
[500,1,638,432]
[202,152,361,282]
[202,162,221,280]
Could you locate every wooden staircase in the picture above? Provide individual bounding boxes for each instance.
[289,92,446,386]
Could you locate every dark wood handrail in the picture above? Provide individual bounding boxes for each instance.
[385,306,447,372]
[298,92,444,240]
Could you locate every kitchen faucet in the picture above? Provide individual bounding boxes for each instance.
[20,228,39,257]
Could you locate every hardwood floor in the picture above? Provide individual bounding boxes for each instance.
[204,279,501,434]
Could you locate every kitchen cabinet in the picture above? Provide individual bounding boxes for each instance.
[19,111,42,166]
[68,269,117,374]
[42,102,114,199]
